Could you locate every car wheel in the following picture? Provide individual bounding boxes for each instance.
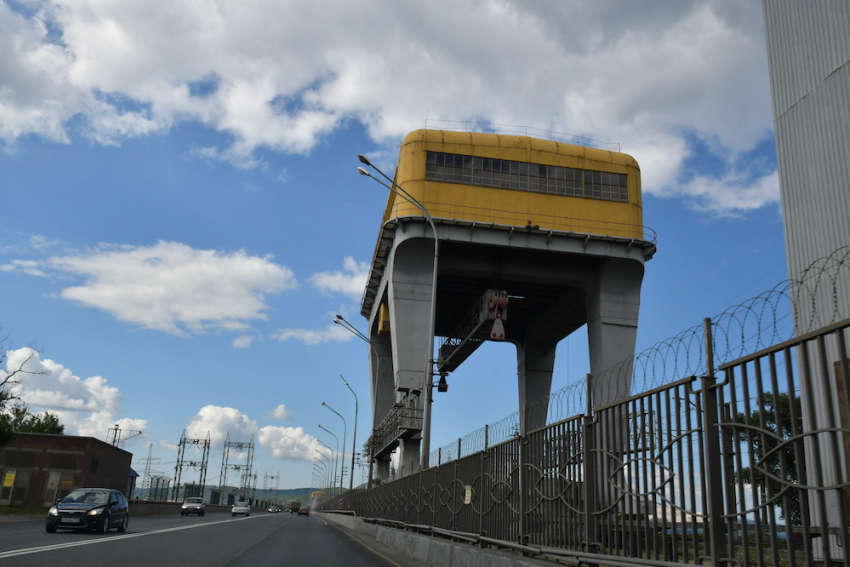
[200,511,205,517]
[118,514,128,532]
[46,524,57,533]
[246,512,250,517]
[98,514,110,534]
[232,513,235,516]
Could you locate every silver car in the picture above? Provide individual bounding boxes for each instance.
[231,501,250,516]
[181,497,206,516]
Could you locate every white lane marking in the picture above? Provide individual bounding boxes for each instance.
[0,515,267,559]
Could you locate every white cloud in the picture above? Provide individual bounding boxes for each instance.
[3,347,149,443]
[1,259,49,277]
[185,404,322,461]
[28,234,64,250]
[679,170,780,217]
[269,404,293,420]
[258,425,322,460]
[20,240,299,336]
[232,335,255,349]
[186,405,257,449]
[1,0,776,215]
[310,257,370,298]
[272,324,353,345]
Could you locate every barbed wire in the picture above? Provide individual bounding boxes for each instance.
[431,245,850,466]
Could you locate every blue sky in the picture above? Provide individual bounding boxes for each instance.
[1,0,787,490]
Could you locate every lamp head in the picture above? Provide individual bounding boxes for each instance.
[357,166,371,177]
[357,154,371,166]
[436,374,448,393]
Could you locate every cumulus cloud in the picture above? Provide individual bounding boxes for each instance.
[310,257,370,298]
[2,241,298,335]
[2,348,149,442]
[185,405,322,461]
[269,404,293,420]
[272,324,353,345]
[186,405,257,449]
[258,425,322,460]
[1,0,775,215]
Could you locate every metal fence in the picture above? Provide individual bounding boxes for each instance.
[344,317,850,567]
[338,247,850,566]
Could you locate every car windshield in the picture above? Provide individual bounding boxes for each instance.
[63,490,109,505]
[185,498,203,503]
[235,502,248,506]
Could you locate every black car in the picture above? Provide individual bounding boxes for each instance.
[46,488,129,533]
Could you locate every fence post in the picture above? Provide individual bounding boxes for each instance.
[480,428,487,537]
[702,318,728,567]
[367,437,374,490]
[583,373,599,561]
[519,404,528,545]
[454,438,461,531]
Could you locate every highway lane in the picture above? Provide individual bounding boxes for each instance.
[0,513,427,567]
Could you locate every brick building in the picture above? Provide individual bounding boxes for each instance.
[0,433,133,508]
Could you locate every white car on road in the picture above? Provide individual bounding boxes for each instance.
[231,502,250,516]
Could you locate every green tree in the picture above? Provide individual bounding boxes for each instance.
[736,392,804,525]
[0,404,65,435]
[1,332,50,446]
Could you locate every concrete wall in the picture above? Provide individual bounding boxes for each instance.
[128,501,240,516]
[318,512,558,567]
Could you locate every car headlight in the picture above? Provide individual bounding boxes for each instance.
[48,506,58,516]
[182,505,188,509]
[87,508,104,516]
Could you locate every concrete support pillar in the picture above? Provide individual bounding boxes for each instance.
[586,258,644,408]
[398,437,421,475]
[368,332,395,484]
[375,457,390,482]
[517,339,558,434]
[388,239,434,396]
[368,333,395,431]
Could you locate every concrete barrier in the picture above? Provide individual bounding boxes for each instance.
[317,513,559,567]
[128,501,258,516]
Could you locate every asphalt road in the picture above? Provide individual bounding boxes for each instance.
[0,512,430,567]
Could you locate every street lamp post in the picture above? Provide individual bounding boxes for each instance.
[314,456,329,491]
[334,315,377,489]
[358,155,440,471]
[340,375,359,492]
[317,438,336,494]
[317,427,339,497]
[322,402,347,494]
[311,464,323,491]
